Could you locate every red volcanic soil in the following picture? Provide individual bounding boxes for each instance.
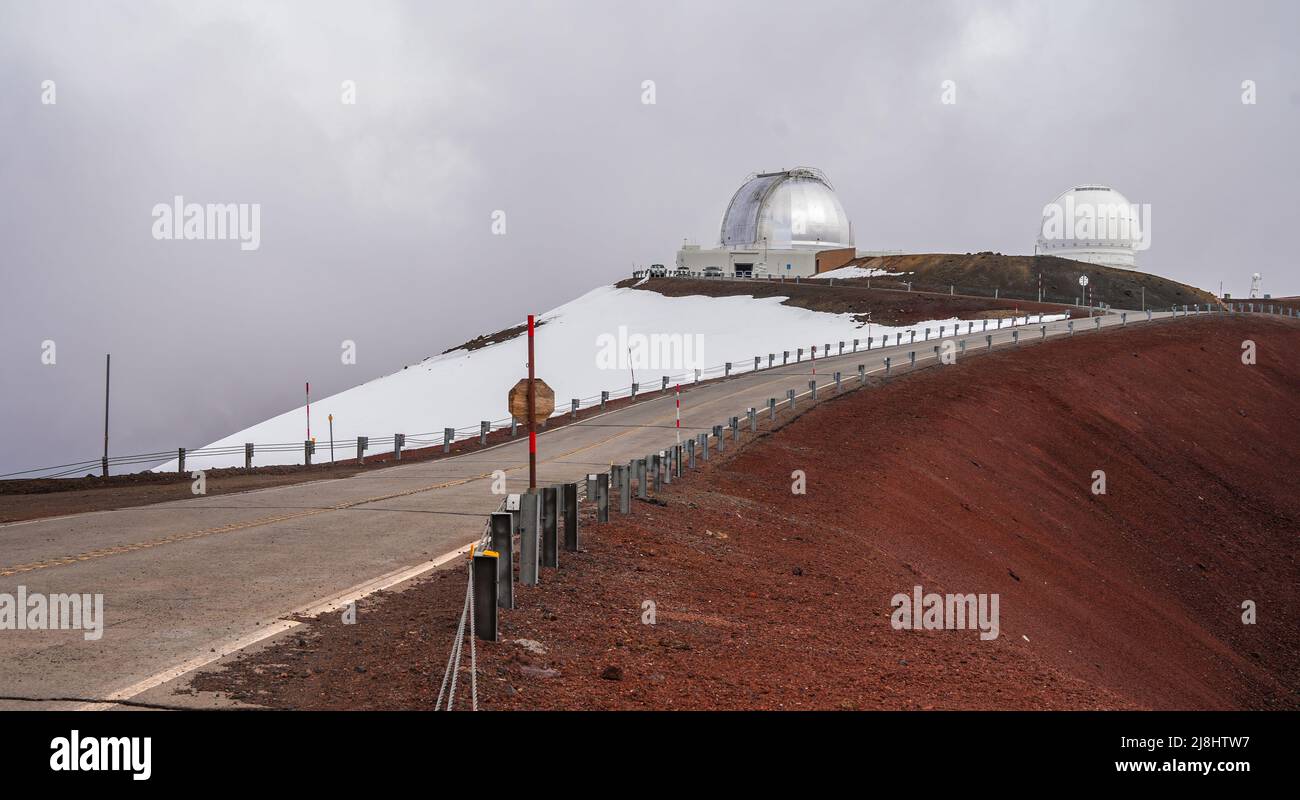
[190,315,1299,710]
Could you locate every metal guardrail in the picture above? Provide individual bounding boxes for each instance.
[468,303,1264,653]
[8,302,1288,481]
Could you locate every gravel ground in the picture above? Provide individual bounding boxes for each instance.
[188,315,1300,710]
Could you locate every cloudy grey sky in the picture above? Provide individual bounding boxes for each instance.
[1,0,1297,476]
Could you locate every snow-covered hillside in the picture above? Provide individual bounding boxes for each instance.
[162,284,1062,471]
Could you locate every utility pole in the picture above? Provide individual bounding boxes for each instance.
[305,382,311,441]
[102,354,110,477]
[528,314,537,490]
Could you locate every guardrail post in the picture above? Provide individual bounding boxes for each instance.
[783,350,789,365]
[596,472,610,522]
[885,356,891,376]
[909,330,916,344]
[617,465,631,513]
[787,388,796,410]
[985,335,992,351]
[1041,325,1047,340]
[490,512,513,608]
[444,428,454,453]
[244,442,253,469]
[394,433,404,460]
[700,433,710,461]
[754,356,761,372]
[563,482,578,552]
[540,486,558,568]
[838,341,844,355]
[1013,330,1020,346]
[768,397,777,420]
[662,376,669,391]
[571,399,579,419]
[853,338,859,352]
[727,416,738,440]
[858,364,866,383]
[1147,309,1152,321]
[796,348,803,362]
[960,339,967,354]
[635,458,647,498]
[357,436,366,464]
[631,382,638,400]
[178,447,186,474]
[600,391,608,411]
[712,425,723,453]
[303,441,312,466]
[480,421,490,446]
[909,351,916,367]
[834,371,842,391]
[520,490,539,585]
[662,450,672,485]
[472,550,498,641]
[687,437,696,468]
[725,362,731,377]
[1094,316,1101,329]
[768,353,775,368]
[868,336,874,349]
[652,453,663,491]
[809,380,818,401]
[1068,320,1074,336]
[748,407,757,432]
[586,473,596,499]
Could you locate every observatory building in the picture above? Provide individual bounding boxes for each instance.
[677,167,857,277]
[1036,185,1145,270]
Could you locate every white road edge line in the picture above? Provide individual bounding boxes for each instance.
[77,539,476,711]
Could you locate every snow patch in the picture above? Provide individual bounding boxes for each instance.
[159,284,1063,471]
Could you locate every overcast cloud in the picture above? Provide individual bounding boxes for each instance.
[1,0,1297,475]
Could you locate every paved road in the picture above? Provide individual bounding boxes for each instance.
[0,309,1191,708]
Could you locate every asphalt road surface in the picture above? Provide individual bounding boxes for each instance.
[0,309,1194,709]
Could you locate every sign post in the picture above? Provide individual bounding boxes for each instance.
[528,315,536,489]
[508,317,554,492]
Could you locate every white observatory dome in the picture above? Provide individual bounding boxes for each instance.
[1037,185,1144,270]
[720,167,853,250]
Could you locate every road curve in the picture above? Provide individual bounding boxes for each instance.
[0,310,1190,708]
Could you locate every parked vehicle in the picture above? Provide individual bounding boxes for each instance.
[703,266,723,277]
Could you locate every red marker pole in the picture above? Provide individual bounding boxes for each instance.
[527,314,537,490]
[306,382,311,441]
